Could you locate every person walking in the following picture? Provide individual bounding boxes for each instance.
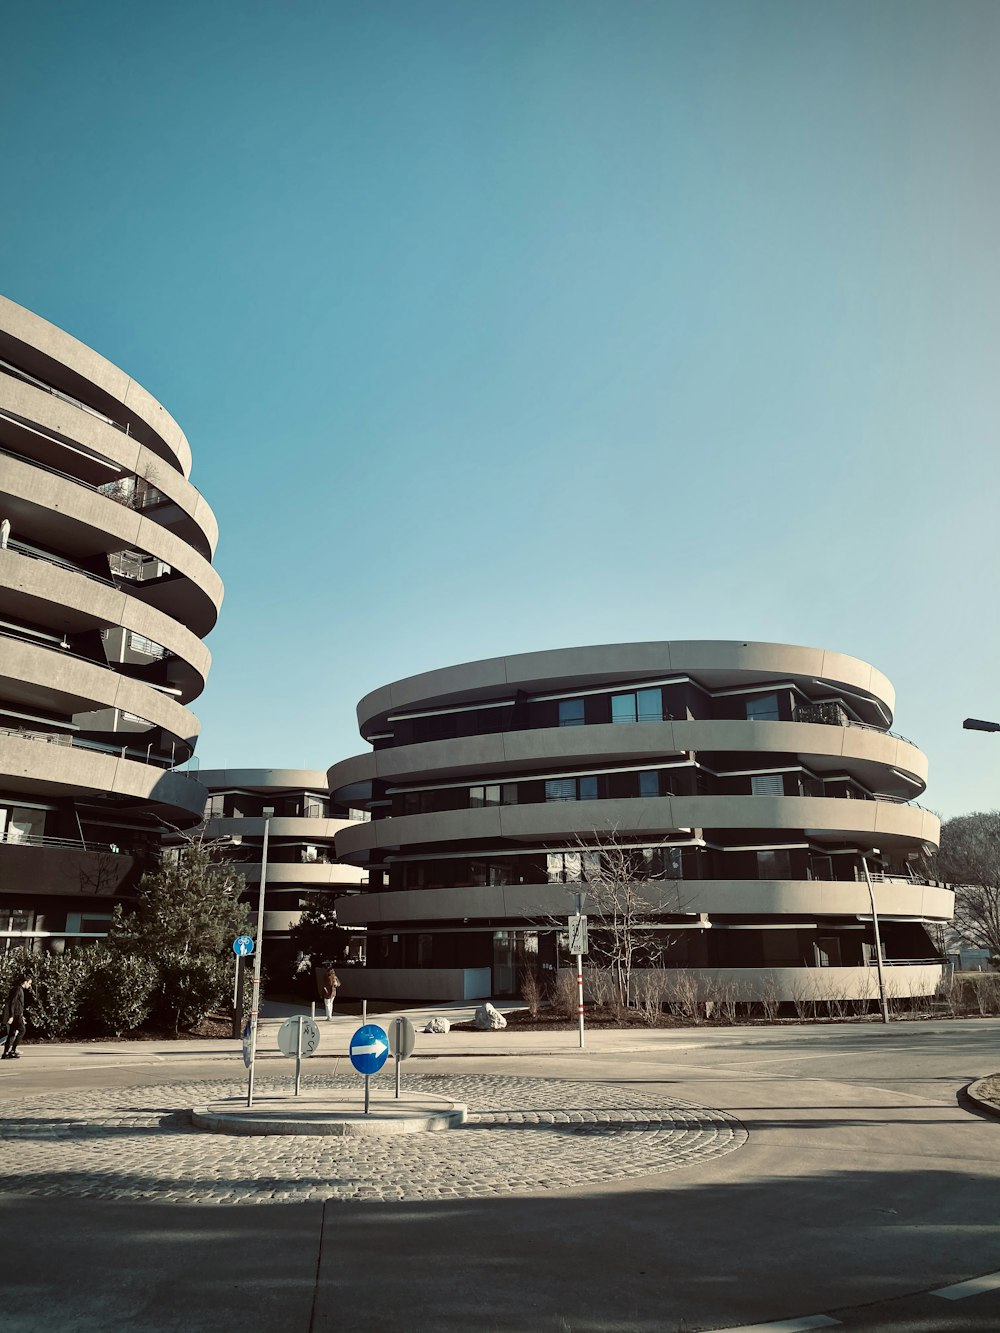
[2,973,32,1059]
[321,962,340,1020]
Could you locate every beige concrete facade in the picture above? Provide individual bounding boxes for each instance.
[332,640,952,1004]
[0,296,219,951]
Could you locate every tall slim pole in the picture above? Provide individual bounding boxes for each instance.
[575,890,585,1050]
[861,856,890,1025]
[247,806,274,1107]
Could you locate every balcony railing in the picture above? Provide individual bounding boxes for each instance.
[0,724,197,772]
[0,832,136,855]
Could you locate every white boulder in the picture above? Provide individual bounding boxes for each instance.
[473,1002,507,1031]
[424,1016,451,1034]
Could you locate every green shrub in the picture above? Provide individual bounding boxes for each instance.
[82,948,157,1036]
[28,951,91,1037]
[152,951,231,1034]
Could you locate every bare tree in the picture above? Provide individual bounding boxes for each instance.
[547,833,693,1009]
[934,811,1000,964]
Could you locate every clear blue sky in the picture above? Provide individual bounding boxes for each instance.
[3,0,999,817]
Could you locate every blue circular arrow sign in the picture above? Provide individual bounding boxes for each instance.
[232,935,254,957]
[349,1023,389,1076]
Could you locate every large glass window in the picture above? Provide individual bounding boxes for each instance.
[545,776,599,802]
[470,784,501,807]
[0,806,46,843]
[746,693,780,721]
[558,699,585,727]
[546,851,583,883]
[612,687,662,724]
[638,770,661,797]
[757,848,793,878]
[612,693,637,724]
[545,779,576,803]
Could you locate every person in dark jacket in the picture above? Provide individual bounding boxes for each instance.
[2,974,32,1059]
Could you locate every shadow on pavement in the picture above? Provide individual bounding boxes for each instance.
[2,1163,1000,1332]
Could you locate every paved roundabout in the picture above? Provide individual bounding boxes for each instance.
[0,1072,747,1205]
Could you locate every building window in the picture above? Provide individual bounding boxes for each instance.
[756,848,793,878]
[545,776,599,802]
[746,693,780,721]
[547,852,583,883]
[815,937,842,967]
[0,806,46,844]
[0,908,32,933]
[545,779,576,803]
[638,770,661,797]
[611,687,662,725]
[750,773,784,796]
[558,699,585,727]
[470,784,501,807]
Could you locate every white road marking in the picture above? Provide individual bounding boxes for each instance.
[932,1270,1000,1300]
[708,1315,841,1331]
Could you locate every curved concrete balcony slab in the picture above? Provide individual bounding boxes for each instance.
[1,454,222,636]
[0,548,210,701]
[197,768,332,792]
[334,794,940,862]
[2,637,200,746]
[330,719,927,798]
[233,862,367,888]
[0,376,217,556]
[336,879,954,926]
[0,296,192,476]
[0,730,207,817]
[204,816,352,842]
[357,640,895,733]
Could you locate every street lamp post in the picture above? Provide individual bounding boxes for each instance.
[861,853,890,1025]
[246,806,274,1108]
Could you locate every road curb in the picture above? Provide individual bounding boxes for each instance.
[966,1076,1000,1120]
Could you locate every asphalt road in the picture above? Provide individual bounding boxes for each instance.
[0,1016,997,1333]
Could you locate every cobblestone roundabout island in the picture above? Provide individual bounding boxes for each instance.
[0,1074,747,1205]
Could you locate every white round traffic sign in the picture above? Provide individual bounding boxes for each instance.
[277,1017,320,1058]
[387,1015,416,1060]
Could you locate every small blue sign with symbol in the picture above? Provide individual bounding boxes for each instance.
[349,1024,389,1076]
[233,935,254,956]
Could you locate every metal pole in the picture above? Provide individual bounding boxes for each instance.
[362,999,367,1023]
[576,891,585,1050]
[861,856,890,1025]
[294,1015,303,1096]
[232,954,246,1040]
[364,1073,370,1114]
[246,807,274,1107]
[394,1018,402,1099]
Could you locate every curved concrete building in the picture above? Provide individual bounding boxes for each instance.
[196,769,368,975]
[0,296,218,949]
[330,641,953,1003]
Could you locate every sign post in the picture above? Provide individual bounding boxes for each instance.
[231,936,254,1039]
[387,1016,416,1098]
[568,897,589,1050]
[277,1015,320,1095]
[349,1024,389,1113]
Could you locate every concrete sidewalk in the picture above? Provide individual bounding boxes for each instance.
[5,1010,999,1087]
